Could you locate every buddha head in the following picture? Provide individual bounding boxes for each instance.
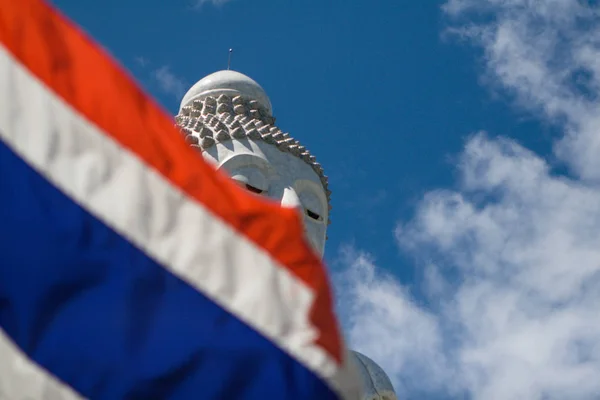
[175,70,397,400]
[175,70,330,257]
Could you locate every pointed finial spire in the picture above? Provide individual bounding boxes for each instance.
[227,48,233,70]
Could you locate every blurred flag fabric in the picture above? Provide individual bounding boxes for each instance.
[0,0,360,399]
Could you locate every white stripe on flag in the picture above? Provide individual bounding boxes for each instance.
[0,45,357,398]
[0,330,82,400]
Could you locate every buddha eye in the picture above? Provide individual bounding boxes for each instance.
[244,183,265,195]
[305,208,322,221]
[233,179,265,195]
[229,170,268,195]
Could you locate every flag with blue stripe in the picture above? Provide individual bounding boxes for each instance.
[0,1,361,398]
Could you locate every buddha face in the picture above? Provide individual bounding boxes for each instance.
[202,138,329,258]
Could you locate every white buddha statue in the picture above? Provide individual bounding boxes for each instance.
[175,70,398,400]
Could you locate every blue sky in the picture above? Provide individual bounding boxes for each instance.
[51,0,533,286]
[51,1,600,398]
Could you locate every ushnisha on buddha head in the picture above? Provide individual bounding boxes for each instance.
[175,70,330,257]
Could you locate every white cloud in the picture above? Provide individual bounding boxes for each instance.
[336,1,600,399]
[194,0,234,8]
[334,248,454,398]
[399,134,600,399]
[443,0,600,182]
[135,56,149,68]
[153,66,187,100]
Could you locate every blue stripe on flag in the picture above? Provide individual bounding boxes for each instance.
[0,138,337,400]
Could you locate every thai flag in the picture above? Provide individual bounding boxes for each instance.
[0,1,360,398]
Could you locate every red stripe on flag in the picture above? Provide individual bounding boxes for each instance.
[0,0,342,364]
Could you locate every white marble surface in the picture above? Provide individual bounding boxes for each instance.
[203,138,329,257]
[179,70,273,115]
[352,351,398,400]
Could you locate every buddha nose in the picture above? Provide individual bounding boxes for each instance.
[280,187,303,215]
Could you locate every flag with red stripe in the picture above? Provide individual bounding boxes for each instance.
[0,1,360,398]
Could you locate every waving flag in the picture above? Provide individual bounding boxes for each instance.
[0,1,360,399]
